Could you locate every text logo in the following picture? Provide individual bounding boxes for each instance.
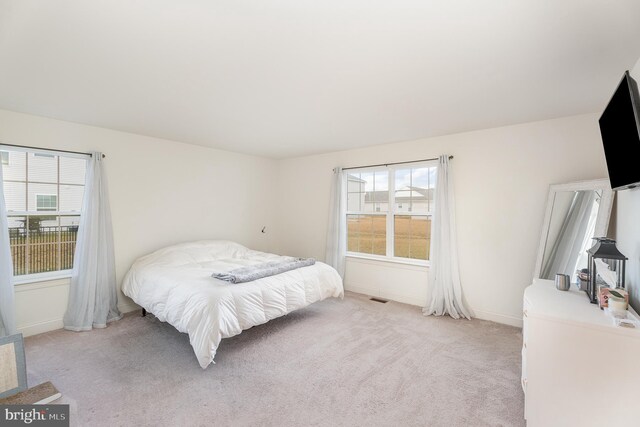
[1,405,69,426]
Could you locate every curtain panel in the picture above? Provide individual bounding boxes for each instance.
[325,167,347,278]
[423,155,471,320]
[0,163,16,336]
[64,152,121,331]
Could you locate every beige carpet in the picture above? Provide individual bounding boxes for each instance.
[24,292,524,427]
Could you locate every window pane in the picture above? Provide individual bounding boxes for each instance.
[28,152,58,183]
[395,167,433,214]
[347,173,363,211]
[394,215,431,260]
[347,192,362,212]
[28,183,58,211]
[359,172,374,213]
[60,157,86,185]
[346,173,363,193]
[59,185,84,212]
[347,170,388,213]
[347,214,386,256]
[28,215,58,232]
[372,216,386,255]
[1,151,26,181]
[366,171,388,213]
[3,181,26,212]
[60,215,80,270]
[8,216,27,276]
[27,215,60,274]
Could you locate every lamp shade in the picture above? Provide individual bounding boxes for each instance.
[587,237,628,260]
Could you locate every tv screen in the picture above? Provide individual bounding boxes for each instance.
[598,71,640,191]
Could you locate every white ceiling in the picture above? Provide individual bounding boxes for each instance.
[0,1,639,159]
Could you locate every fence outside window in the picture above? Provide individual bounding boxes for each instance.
[8,224,79,275]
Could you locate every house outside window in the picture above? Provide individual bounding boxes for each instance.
[1,148,86,279]
[345,161,437,262]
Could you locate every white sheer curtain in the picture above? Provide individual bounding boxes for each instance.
[325,167,347,278]
[0,163,16,336]
[423,155,471,320]
[64,152,121,331]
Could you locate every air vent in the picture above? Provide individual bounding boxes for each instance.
[369,297,389,304]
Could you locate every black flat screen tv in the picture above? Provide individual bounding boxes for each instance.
[598,71,640,191]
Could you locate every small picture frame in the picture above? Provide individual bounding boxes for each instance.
[0,333,27,399]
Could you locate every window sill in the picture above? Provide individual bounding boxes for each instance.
[13,270,73,286]
[346,253,429,268]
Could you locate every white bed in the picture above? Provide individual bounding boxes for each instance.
[121,240,344,368]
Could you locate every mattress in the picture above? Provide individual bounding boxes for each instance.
[121,240,344,368]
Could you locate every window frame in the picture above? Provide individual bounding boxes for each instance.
[344,160,436,266]
[0,145,88,284]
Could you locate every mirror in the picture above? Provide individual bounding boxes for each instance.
[534,179,614,281]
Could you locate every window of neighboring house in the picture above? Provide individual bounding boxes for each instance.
[345,161,437,262]
[1,151,8,165]
[36,194,58,211]
[1,148,87,279]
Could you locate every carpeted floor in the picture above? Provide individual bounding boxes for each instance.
[24,292,524,427]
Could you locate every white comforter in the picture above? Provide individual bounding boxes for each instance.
[121,240,344,368]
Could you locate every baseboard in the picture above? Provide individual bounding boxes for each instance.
[345,283,426,308]
[344,284,378,298]
[18,318,65,337]
[473,309,523,328]
[346,287,523,328]
[377,290,426,307]
[17,302,142,337]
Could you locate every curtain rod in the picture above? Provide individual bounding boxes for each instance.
[0,143,105,158]
[341,155,453,171]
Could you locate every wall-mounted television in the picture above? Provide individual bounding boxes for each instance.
[598,71,640,191]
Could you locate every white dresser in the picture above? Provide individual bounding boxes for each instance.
[522,279,640,427]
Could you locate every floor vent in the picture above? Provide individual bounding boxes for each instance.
[369,297,389,304]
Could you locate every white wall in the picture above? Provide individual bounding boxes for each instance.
[275,114,608,326]
[1,109,613,333]
[0,109,278,336]
[615,188,640,313]
[613,58,640,313]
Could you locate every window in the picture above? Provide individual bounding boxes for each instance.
[1,149,87,278]
[346,162,437,262]
[0,151,8,165]
[36,194,58,211]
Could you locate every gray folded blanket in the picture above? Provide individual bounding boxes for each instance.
[212,257,316,284]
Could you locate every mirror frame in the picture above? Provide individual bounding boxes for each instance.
[533,178,614,280]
